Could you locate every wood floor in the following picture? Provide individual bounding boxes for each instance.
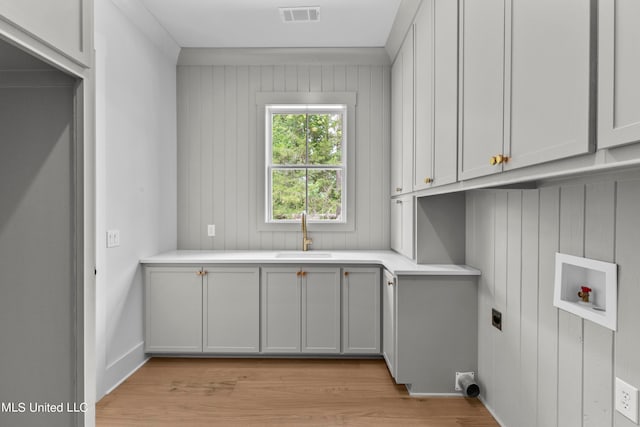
[96,358,498,426]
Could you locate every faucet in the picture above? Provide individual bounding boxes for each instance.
[301,211,313,251]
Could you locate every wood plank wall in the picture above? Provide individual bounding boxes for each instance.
[177,63,390,250]
[466,169,640,427]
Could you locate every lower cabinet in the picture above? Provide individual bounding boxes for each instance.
[145,266,259,353]
[204,268,260,353]
[144,267,204,352]
[384,272,478,394]
[145,264,381,356]
[343,268,380,354]
[261,266,341,354]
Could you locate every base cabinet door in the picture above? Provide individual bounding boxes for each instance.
[261,267,301,353]
[342,268,381,354]
[145,267,203,352]
[302,268,341,353]
[204,268,259,353]
[382,270,396,378]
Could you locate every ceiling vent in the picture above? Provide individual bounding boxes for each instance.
[279,6,320,23]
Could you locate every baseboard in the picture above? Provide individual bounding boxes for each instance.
[407,391,462,397]
[478,395,506,427]
[103,342,149,396]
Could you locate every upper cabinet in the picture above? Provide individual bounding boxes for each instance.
[458,0,593,180]
[391,26,414,196]
[0,0,92,67]
[413,0,458,191]
[598,0,640,149]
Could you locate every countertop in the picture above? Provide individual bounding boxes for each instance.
[140,250,481,277]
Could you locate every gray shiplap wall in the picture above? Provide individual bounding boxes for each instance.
[466,169,640,427]
[177,61,390,250]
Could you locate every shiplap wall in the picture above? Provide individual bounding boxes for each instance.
[177,59,390,250]
[466,169,640,427]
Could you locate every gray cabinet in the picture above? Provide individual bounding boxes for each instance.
[261,266,341,354]
[391,25,414,196]
[413,0,458,190]
[0,0,92,66]
[459,0,592,180]
[390,195,414,259]
[598,0,640,149]
[382,270,397,378]
[342,268,381,354]
[204,268,259,353]
[302,267,341,353]
[387,273,478,394]
[144,267,203,352]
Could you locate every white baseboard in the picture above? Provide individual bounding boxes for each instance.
[478,395,506,427]
[102,342,149,397]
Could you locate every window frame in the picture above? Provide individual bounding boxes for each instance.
[266,104,347,224]
[256,92,356,232]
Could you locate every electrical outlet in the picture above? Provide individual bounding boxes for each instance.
[492,308,502,331]
[106,230,120,248]
[207,224,216,237]
[616,377,639,423]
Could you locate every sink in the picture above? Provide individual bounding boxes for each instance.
[275,252,333,259]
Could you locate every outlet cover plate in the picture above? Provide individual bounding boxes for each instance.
[106,230,120,248]
[616,377,639,423]
[207,224,216,237]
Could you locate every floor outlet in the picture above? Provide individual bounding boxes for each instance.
[616,377,639,423]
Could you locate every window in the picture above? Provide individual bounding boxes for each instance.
[266,105,347,223]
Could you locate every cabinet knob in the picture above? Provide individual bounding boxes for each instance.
[396,200,402,204]
[495,154,509,164]
[424,177,433,184]
[489,156,497,166]
[344,271,349,277]
[202,270,208,276]
[301,271,307,277]
[296,271,301,277]
[387,280,394,286]
[196,271,202,277]
[395,187,402,192]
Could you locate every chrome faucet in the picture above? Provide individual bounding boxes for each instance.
[301,211,313,251]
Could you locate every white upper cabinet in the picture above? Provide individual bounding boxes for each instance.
[414,0,458,190]
[598,0,640,149]
[391,26,414,196]
[459,0,592,180]
[0,0,92,67]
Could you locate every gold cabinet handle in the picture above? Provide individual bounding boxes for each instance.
[202,270,208,276]
[296,271,301,277]
[344,271,349,277]
[301,271,307,277]
[196,270,202,276]
[387,280,394,286]
[495,154,506,164]
[490,156,497,165]
[424,177,433,184]
[395,187,402,192]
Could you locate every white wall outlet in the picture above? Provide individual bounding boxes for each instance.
[616,377,639,423]
[207,224,216,237]
[106,230,120,248]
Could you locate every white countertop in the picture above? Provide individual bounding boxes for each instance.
[140,250,481,276]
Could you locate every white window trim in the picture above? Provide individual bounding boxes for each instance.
[256,92,357,232]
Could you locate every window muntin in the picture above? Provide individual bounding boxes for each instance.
[267,105,347,223]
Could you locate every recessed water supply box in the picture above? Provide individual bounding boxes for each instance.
[553,252,617,331]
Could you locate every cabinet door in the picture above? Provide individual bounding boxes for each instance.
[382,270,396,378]
[261,267,301,353]
[401,26,415,193]
[391,52,404,195]
[432,0,459,186]
[390,196,415,259]
[506,0,592,170]
[413,0,435,191]
[458,0,506,180]
[302,267,341,353]
[145,267,203,352]
[598,0,640,149]
[203,268,259,353]
[342,268,380,354]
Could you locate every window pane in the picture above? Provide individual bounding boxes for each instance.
[272,114,306,164]
[307,169,343,221]
[307,113,343,165]
[271,169,306,220]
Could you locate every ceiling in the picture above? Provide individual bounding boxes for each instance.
[138,0,402,48]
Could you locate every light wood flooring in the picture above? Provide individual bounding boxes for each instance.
[97,358,498,426]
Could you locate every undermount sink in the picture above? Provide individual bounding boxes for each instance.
[275,252,333,259]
